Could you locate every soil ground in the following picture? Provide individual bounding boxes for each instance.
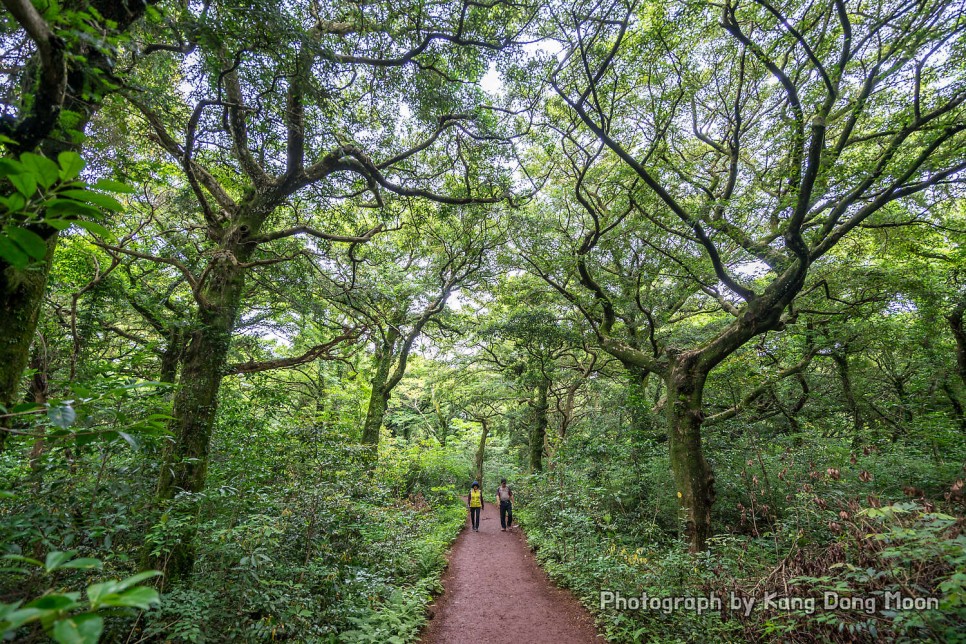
[419,503,604,644]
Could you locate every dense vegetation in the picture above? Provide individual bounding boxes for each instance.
[1,0,964,641]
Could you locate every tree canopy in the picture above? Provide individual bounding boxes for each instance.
[1,0,964,641]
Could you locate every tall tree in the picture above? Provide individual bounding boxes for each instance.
[330,209,503,446]
[109,0,523,575]
[0,0,158,415]
[533,0,966,550]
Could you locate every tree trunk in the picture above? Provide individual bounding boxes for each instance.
[433,398,450,446]
[529,379,549,472]
[832,352,864,436]
[159,326,186,386]
[362,390,390,446]
[665,353,714,552]
[155,257,246,579]
[0,236,57,419]
[942,380,966,433]
[475,419,488,485]
[949,301,966,389]
[0,0,151,427]
[362,348,393,445]
[28,346,49,472]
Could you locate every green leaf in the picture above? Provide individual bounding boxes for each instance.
[85,581,119,606]
[86,571,161,609]
[0,235,29,268]
[92,178,136,194]
[6,226,48,260]
[100,586,159,609]
[45,551,77,572]
[117,432,140,451]
[20,153,60,189]
[46,198,102,219]
[114,570,162,591]
[2,192,27,213]
[48,404,77,429]
[75,432,98,447]
[73,220,111,239]
[57,152,86,181]
[0,157,25,176]
[2,554,43,567]
[45,218,74,231]
[0,606,44,630]
[0,599,23,621]
[25,592,80,611]
[59,190,124,212]
[51,613,103,644]
[58,558,103,571]
[7,171,36,197]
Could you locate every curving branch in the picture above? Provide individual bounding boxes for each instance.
[249,223,384,246]
[705,349,816,424]
[93,241,200,297]
[337,150,507,205]
[222,53,272,187]
[226,327,363,375]
[127,96,238,219]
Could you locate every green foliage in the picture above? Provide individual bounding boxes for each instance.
[0,551,159,643]
[2,2,965,643]
[118,374,467,641]
[782,503,966,642]
[519,427,966,642]
[0,150,130,268]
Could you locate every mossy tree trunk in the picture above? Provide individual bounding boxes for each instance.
[665,352,714,552]
[360,288,456,448]
[529,378,549,472]
[362,334,397,446]
[155,252,249,580]
[0,0,152,423]
[158,261,246,498]
[475,418,488,485]
[949,300,966,389]
[0,236,57,419]
[832,351,864,435]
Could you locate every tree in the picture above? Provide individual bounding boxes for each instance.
[0,0,157,417]
[468,278,593,471]
[331,209,504,446]
[533,0,966,550]
[99,0,525,575]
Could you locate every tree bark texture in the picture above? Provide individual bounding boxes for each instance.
[0,0,152,419]
[0,236,56,415]
[529,379,549,473]
[475,418,488,486]
[362,343,394,446]
[666,352,715,553]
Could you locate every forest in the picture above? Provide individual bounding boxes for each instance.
[0,0,965,641]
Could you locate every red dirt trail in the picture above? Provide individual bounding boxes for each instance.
[419,503,604,644]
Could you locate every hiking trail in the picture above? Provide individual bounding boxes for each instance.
[419,503,604,644]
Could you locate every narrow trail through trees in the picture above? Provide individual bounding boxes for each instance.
[420,504,603,644]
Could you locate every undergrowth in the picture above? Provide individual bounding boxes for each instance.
[520,435,966,643]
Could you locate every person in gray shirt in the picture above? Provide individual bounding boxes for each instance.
[496,478,514,531]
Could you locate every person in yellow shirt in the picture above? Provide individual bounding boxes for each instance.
[467,481,484,532]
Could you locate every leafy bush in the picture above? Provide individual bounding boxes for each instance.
[0,551,160,643]
[518,430,966,643]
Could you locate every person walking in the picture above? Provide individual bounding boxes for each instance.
[496,478,514,531]
[467,481,483,532]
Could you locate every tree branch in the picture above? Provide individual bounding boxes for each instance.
[226,327,362,375]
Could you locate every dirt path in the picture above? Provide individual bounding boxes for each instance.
[419,503,603,644]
